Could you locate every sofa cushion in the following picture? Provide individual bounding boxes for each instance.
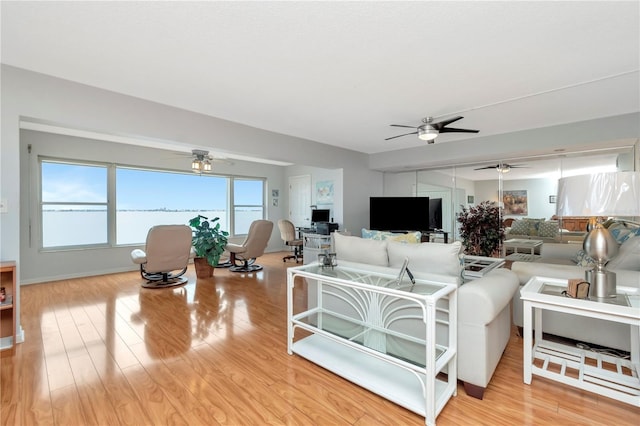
[387,240,463,277]
[333,232,389,266]
[607,235,640,271]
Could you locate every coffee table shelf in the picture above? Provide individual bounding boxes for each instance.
[462,256,505,279]
[287,263,457,426]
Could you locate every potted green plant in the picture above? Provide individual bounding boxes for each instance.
[456,201,505,257]
[188,215,229,278]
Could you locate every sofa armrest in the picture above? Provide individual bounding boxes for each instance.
[458,269,519,325]
[511,261,587,286]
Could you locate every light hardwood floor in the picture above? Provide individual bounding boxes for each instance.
[1,252,638,425]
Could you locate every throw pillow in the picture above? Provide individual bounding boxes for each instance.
[538,220,559,238]
[362,228,386,240]
[574,249,596,267]
[509,220,530,236]
[608,223,640,244]
[334,232,389,266]
[387,231,421,244]
[361,228,421,243]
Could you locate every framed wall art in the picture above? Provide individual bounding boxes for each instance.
[503,190,528,215]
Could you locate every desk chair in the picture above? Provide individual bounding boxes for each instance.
[224,220,274,272]
[130,225,192,288]
[278,219,303,263]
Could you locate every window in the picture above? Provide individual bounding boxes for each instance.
[40,159,266,249]
[41,161,108,248]
[116,168,228,245]
[233,178,265,235]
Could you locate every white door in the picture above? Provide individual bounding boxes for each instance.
[289,175,311,227]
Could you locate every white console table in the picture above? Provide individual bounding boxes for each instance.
[287,263,457,426]
[521,276,640,406]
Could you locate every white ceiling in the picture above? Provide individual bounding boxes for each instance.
[2,1,638,159]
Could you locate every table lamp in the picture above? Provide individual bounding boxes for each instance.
[556,172,640,299]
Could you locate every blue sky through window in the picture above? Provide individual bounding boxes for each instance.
[116,168,227,210]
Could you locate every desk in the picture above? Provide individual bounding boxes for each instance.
[521,276,639,406]
[302,233,332,265]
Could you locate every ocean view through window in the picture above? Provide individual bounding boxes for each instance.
[40,159,266,249]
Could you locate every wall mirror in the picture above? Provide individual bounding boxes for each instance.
[404,143,637,244]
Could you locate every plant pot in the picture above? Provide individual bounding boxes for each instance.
[194,257,214,278]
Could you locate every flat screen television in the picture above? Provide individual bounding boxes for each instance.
[369,197,430,231]
[311,209,330,223]
[429,198,443,230]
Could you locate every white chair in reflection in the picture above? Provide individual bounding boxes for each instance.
[130,225,192,288]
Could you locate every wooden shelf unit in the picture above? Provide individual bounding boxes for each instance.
[0,261,17,351]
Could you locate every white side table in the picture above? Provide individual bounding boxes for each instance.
[520,276,640,406]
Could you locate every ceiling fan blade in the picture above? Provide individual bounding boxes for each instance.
[433,116,463,130]
[390,124,418,129]
[474,165,497,170]
[385,131,418,141]
[439,127,479,134]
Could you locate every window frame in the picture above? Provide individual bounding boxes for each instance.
[39,158,111,250]
[38,157,267,250]
[231,177,267,236]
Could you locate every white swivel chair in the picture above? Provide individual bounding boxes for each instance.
[224,220,274,272]
[131,225,192,288]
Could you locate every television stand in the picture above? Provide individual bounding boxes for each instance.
[423,230,448,244]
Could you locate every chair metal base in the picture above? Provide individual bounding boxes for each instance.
[229,263,264,272]
[139,266,188,288]
[141,276,188,289]
[223,253,263,272]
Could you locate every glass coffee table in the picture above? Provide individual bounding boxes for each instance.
[287,262,457,426]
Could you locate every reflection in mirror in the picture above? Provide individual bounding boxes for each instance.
[391,143,637,251]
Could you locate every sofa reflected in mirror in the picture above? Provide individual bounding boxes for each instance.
[504,217,587,245]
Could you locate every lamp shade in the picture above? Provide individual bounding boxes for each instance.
[556,172,640,217]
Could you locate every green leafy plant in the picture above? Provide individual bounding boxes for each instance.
[188,215,229,267]
[457,201,505,257]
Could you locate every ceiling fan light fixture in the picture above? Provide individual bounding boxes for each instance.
[418,126,439,142]
[497,165,511,173]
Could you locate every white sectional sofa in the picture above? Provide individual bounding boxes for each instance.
[330,232,519,399]
[511,237,640,352]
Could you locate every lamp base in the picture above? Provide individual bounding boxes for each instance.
[585,269,617,299]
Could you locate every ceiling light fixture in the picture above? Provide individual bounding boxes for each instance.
[191,149,212,173]
[417,125,439,142]
[497,165,511,173]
